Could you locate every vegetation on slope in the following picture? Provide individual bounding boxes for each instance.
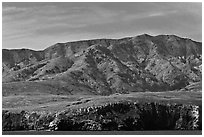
[2,34,202,95]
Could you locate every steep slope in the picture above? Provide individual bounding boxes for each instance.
[2,49,44,69]
[2,34,202,95]
[2,49,44,80]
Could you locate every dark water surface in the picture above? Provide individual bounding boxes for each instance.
[2,130,202,135]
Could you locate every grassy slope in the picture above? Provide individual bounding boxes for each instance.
[3,81,201,113]
[2,80,95,96]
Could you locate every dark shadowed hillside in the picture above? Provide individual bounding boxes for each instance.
[2,34,202,95]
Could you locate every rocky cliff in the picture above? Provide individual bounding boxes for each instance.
[2,101,202,131]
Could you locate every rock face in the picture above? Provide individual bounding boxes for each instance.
[2,101,202,131]
[2,34,202,95]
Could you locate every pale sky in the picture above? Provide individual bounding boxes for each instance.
[2,2,202,50]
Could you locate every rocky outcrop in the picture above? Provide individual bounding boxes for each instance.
[2,101,202,131]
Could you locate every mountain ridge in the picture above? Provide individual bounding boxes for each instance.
[2,34,202,95]
[2,34,201,51]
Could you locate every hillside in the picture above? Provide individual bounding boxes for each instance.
[2,34,202,95]
[2,34,202,132]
